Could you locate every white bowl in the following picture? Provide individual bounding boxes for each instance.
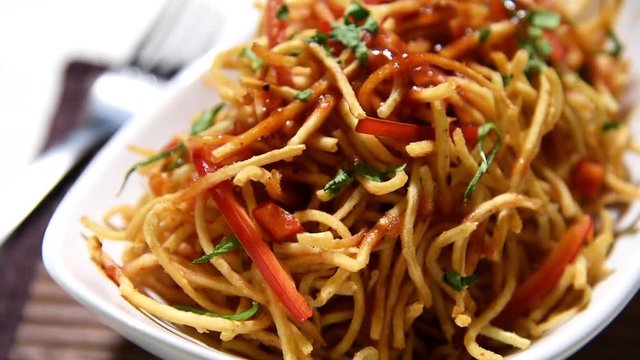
[43,2,640,359]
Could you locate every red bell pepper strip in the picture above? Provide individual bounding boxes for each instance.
[265,0,287,48]
[317,19,332,33]
[496,215,593,325]
[355,116,478,145]
[487,0,511,21]
[191,148,312,322]
[265,0,294,86]
[252,201,303,243]
[571,160,605,199]
[543,31,566,63]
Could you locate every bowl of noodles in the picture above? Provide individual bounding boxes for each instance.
[43,0,640,359]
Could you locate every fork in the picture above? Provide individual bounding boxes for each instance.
[0,0,226,246]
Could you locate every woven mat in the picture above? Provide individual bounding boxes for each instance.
[7,262,640,360]
[9,263,156,360]
[0,61,638,360]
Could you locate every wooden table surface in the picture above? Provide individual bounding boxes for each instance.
[5,260,639,359]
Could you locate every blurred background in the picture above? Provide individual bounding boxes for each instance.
[0,0,167,184]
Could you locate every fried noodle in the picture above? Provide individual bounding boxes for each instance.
[83,0,635,359]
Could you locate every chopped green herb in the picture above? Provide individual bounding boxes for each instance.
[192,235,242,264]
[190,103,224,135]
[307,32,328,45]
[535,37,553,58]
[359,15,379,34]
[331,23,368,62]
[463,123,502,203]
[276,3,289,20]
[331,22,361,49]
[323,162,406,195]
[501,74,512,86]
[602,120,620,132]
[343,2,369,24]
[528,10,561,29]
[478,27,491,43]
[527,26,543,38]
[164,152,187,172]
[173,301,260,321]
[607,29,623,58]
[323,167,354,195]
[515,9,562,77]
[306,32,332,54]
[289,50,301,56]
[120,142,187,193]
[328,3,378,63]
[524,57,546,76]
[443,270,477,291]
[517,37,536,57]
[240,48,265,72]
[293,88,313,101]
[353,162,406,182]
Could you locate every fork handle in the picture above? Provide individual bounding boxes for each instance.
[88,69,165,125]
[0,120,116,245]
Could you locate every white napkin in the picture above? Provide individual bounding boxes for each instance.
[0,0,165,183]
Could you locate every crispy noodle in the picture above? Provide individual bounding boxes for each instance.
[84,0,635,359]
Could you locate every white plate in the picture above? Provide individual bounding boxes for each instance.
[43,2,640,360]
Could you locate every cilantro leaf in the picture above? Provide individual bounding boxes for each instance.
[192,235,242,264]
[293,88,313,101]
[190,103,224,135]
[306,32,332,54]
[607,29,623,58]
[331,22,369,62]
[331,23,361,48]
[323,167,354,195]
[528,26,543,38]
[360,16,379,34]
[479,27,491,43]
[602,120,620,132]
[353,41,369,63]
[354,162,406,182]
[529,10,561,29]
[501,74,512,86]
[307,32,328,45]
[173,301,260,321]
[328,4,378,63]
[353,163,383,181]
[323,162,405,195]
[524,57,546,76]
[120,142,187,193]
[463,123,502,203]
[240,48,265,72]
[535,37,553,58]
[443,270,477,291]
[515,10,562,77]
[276,3,289,20]
[343,2,369,24]
[164,152,188,172]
